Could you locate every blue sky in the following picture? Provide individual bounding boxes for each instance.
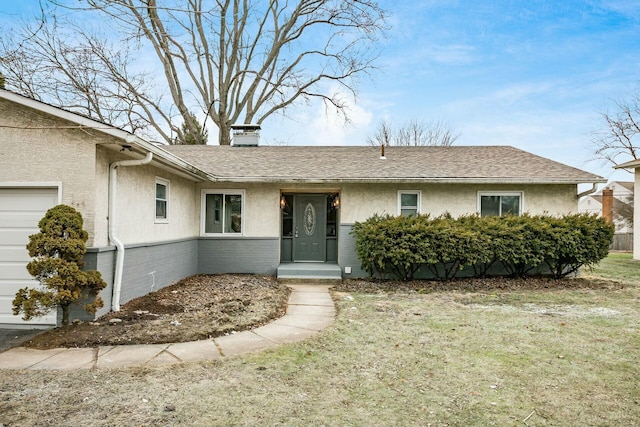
[2,0,640,182]
[267,0,640,182]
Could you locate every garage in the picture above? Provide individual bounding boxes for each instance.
[0,187,59,326]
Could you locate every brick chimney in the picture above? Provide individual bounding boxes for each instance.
[602,187,614,223]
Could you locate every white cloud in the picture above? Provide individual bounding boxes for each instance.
[261,85,374,146]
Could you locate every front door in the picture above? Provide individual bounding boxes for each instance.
[294,195,326,261]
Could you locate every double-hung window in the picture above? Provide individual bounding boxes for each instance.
[202,190,244,234]
[398,191,421,217]
[155,177,169,222]
[478,192,522,217]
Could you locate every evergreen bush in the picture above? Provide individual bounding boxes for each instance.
[12,204,107,325]
[351,212,614,281]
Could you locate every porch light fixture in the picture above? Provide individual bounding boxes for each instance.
[280,194,286,209]
[332,194,340,208]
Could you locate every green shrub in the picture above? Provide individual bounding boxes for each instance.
[12,204,107,325]
[351,212,614,281]
[352,214,433,280]
[496,215,551,277]
[541,214,614,278]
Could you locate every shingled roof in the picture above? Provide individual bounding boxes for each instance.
[162,145,604,184]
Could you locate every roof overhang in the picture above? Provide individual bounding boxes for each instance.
[210,176,607,184]
[0,89,215,183]
[614,158,640,169]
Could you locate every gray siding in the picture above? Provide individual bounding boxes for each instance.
[86,248,116,319]
[64,247,116,323]
[68,237,278,324]
[338,224,367,278]
[68,240,197,323]
[198,237,279,275]
[118,239,198,305]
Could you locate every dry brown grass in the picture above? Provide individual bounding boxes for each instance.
[1,271,639,426]
[22,274,290,349]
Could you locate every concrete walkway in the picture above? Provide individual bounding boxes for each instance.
[0,284,335,370]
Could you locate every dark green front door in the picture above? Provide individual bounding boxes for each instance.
[294,195,326,261]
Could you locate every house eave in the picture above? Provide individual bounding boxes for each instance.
[614,159,640,169]
[104,142,216,182]
[0,89,215,183]
[212,176,607,185]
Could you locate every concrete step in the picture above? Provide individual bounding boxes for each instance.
[277,262,343,282]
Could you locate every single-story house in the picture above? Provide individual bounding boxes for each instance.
[0,89,606,326]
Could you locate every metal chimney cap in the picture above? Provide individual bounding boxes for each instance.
[231,124,261,131]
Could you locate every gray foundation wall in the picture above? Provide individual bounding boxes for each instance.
[84,247,116,319]
[76,239,198,322]
[72,234,345,325]
[338,224,367,278]
[117,239,199,305]
[65,247,116,323]
[198,237,280,276]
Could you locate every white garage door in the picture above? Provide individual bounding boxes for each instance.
[0,188,58,326]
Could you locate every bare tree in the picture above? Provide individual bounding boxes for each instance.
[365,119,394,146]
[395,119,459,146]
[0,1,386,145]
[1,20,157,139]
[592,89,640,167]
[367,118,459,147]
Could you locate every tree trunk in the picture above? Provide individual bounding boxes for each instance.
[61,304,70,326]
[219,122,231,145]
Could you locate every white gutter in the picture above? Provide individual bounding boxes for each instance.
[210,176,607,185]
[108,150,153,312]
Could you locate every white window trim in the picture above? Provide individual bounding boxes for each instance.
[477,191,524,216]
[397,190,421,216]
[201,189,245,236]
[155,177,170,223]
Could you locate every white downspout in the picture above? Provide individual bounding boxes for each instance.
[108,151,153,311]
[577,182,599,199]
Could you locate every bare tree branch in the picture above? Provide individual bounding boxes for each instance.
[366,119,394,146]
[592,89,640,167]
[367,118,460,147]
[1,0,386,145]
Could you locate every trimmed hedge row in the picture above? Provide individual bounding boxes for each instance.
[350,213,614,281]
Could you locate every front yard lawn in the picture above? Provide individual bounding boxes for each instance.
[1,255,638,426]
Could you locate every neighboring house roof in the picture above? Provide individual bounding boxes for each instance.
[612,181,634,192]
[163,145,605,184]
[583,181,634,199]
[583,195,603,204]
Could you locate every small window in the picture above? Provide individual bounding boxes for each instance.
[155,178,169,222]
[281,194,293,237]
[478,192,522,217]
[398,191,421,217]
[202,190,244,234]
